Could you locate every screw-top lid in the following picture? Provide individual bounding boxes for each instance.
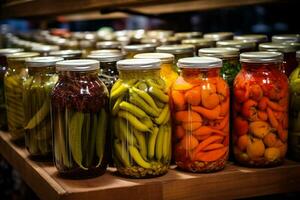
[49,50,82,58]
[234,34,268,43]
[175,32,203,40]
[7,52,39,61]
[32,45,59,53]
[56,59,99,71]
[134,53,174,64]
[240,52,283,63]
[156,44,194,54]
[90,49,121,55]
[123,44,156,52]
[117,58,161,70]
[259,42,297,53]
[281,42,300,51]
[26,56,64,67]
[177,57,222,68]
[272,34,300,43]
[203,32,234,41]
[0,48,24,56]
[96,41,121,49]
[182,38,215,47]
[198,47,239,58]
[217,40,256,50]
[87,52,124,62]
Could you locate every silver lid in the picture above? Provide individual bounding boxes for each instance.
[234,34,268,43]
[198,47,239,58]
[87,53,124,62]
[281,42,300,51]
[217,40,256,50]
[56,59,99,71]
[0,48,24,56]
[182,38,215,47]
[272,34,300,43]
[49,50,82,58]
[7,52,39,61]
[123,44,156,52]
[117,58,161,70]
[177,57,222,68]
[134,53,174,64]
[96,41,121,49]
[90,49,121,55]
[156,44,194,54]
[240,52,283,63]
[203,32,234,41]
[175,32,203,39]
[259,42,297,53]
[32,45,59,52]
[26,56,64,67]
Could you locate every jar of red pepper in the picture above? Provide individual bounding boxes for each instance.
[171,57,230,172]
[233,52,288,167]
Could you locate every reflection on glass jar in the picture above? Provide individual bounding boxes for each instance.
[110,59,171,178]
[233,52,288,167]
[51,59,108,178]
[171,57,229,172]
[123,44,156,59]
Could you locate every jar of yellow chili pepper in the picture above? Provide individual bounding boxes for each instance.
[171,57,230,172]
[5,52,39,140]
[233,52,288,167]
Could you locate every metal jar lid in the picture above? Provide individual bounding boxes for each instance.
[49,50,82,58]
[216,40,256,50]
[96,41,121,49]
[7,52,39,61]
[87,52,124,62]
[240,52,283,63]
[26,56,64,67]
[272,34,300,43]
[281,42,300,51]
[90,49,121,55]
[198,47,239,58]
[134,53,174,64]
[32,45,59,53]
[0,48,24,56]
[117,58,161,70]
[56,59,99,71]
[174,32,203,40]
[203,32,234,41]
[123,44,156,52]
[234,34,268,43]
[156,44,194,54]
[259,42,297,53]
[177,57,222,68]
[182,38,215,47]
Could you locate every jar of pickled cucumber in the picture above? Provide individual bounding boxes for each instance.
[182,38,215,55]
[123,44,156,59]
[233,52,288,167]
[32,45,59,56]
[5,52,39,140]
[156,45,194,73]
[96,41,121,50]
[110,59,171,178]
[234,34,268,49]
[49,50,82,60]
[203,32,234,42]
[289,51,300,161]
[134,53,176,89]
[199,47,240,86]
[24,57,63,158]
[174,32,203,40]
[171,57,230,172]
[51,59,108,178]
[87,52,124,91]
[259,42,298,76]
[217,40,256,52]
[0,48,23,131]
[272,34,300,43]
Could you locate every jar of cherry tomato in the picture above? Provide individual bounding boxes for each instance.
[233,52,288,167]
[171,57,230,172]
[259,42,298,76]
[289,51,300,161]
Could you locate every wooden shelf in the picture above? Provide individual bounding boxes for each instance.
[1,131,300,200]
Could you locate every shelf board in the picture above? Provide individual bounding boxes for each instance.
[1,131,300,200]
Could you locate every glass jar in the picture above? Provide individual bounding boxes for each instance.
[24,57,63,158]
[110,59,171,178]
[259,42,298,76]
[234,34,268,49]
[123,44,156,58]
[289,51,300,161]
[174,32,203,40]
[134,53,176,89]
[203,32,234,42]
[5,52,39,140]
[0,48,23,131]
[217,40,256,52]
[171,57,230,172]
[156,45,194,73]
[182,38,216,55]
[51,59,108,178]
[49,50,82,60]
[199,47,240,86]
[87,52,124,91]
[96,41,121,50]
[32,45,59,56]
[272,34,300,43]
[233,52,288,167]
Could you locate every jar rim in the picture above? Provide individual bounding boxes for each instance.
[0,48,24,56]
[123,44,156,52]
[198,47,239,58]
[26,56,64,67]
[134,53,174,63]
[203,32,234,41]
[117,58,161,70]
[259,42,297,53]
[217,40,256,50]
[7,52,39,60]
[32,45,59,52]
[177,56,222,68]
[87,53,124,62]
[56,59,99,71]
[240,51,283,63]
[156,44,194,54]
[272,34,300,43]
[49,50,82,57]
[234,34,268,43]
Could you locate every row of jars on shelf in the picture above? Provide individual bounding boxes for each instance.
[0,40,299,178]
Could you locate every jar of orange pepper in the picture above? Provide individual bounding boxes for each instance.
[233,52,288,167]
[171,57,230,172]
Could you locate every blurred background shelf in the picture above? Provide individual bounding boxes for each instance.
[1,131,300,200]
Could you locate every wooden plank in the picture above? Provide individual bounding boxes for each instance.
[1,131,300,200]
